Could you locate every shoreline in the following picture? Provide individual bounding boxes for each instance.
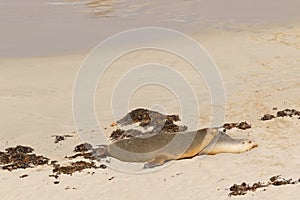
[1,0,300,58]
[1,19,300,59]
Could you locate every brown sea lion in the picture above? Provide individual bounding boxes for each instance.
[96,128,257,168]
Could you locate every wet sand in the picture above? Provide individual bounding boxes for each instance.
[1,0,300,57]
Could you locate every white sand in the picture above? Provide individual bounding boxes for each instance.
[0,21,300,199]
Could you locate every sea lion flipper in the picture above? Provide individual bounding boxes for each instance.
[143,154,170,169]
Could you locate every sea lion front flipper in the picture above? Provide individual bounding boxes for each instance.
[143,155,169,169]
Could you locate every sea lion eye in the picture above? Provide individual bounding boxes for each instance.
[242,141,245,144]
[248,141,252,144]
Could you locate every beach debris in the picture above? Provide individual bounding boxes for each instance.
[65,186,77,190]
[223,123,238,130]
[52,161,98,176]
[228,175,299,196]
[49,158,107,183]
[5,145,34,154]
[55,143,108,179]
[50,160,58,166]
[52,134,74,143]
[99,164,107,169]
[110,129,131,141]
[261,108,300,121]
[54,135,65,143]
[117,108,185,131]
[110,108,188,141]
[0,145,49,171]
[49,174,59,179]
[236,121,251,130]
[223,121,251,130]
[269,175,299,186]
[229,182,268,196]
[66,142,108,161]
[171,173,182,178]
[1,143,109,185]
[19,174,28,178]
[67,152,94,160]
[261,114,275,121]
[74,142,93,152]
[276,109,300,117]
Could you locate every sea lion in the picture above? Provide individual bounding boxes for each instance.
[96,128,257,168]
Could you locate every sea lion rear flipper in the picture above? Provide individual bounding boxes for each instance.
[143,155,169,169]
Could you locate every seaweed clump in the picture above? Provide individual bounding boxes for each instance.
[0,145,49,171]
[52,134,73,143]
[66,143,108,160]
[50,143,108,181]
[228,175,299,196]
[110,108,188,141]
[223,121,251,130]
[52,161,97,175]
[261,108,300,121]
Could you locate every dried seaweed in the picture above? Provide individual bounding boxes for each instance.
[52,134,74,143]
[261,108,300,121]
[228,175,300,196]
[110,129,132,141]
[19,174,28,178]
[0,145,49,171]
[52,161,97,175]
[1,144,109,185]
[48,142,108,179]
[74,142,93,152]
[66,143,108,161]
[110,108,188,141]
[276,109,300,117]
[223,121,251,130]
[261,114,275,121]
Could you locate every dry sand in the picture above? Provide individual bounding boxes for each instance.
[0,21,300,199]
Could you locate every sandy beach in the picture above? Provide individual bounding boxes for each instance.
[1,1,300,199]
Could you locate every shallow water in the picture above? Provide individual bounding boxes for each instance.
[1,0,300,57]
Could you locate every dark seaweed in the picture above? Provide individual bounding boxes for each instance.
[0,145,49,171]
[228,175,299,196]
[223,121,251,130]
[261,108,300,121]
[110,108,188,141]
